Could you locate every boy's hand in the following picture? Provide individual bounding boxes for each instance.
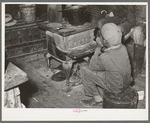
[123,27,135,41]
[94,47,102,56]
[96,37,103,48]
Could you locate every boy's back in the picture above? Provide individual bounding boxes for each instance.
[100,45,132,93]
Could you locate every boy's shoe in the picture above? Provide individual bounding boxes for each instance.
[80,98,103,107]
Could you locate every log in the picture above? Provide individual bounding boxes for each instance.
[7,89,15,108]
[14,87,22,108]
[4,91,7,107]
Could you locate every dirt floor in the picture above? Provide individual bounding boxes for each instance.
[14,57,146,109]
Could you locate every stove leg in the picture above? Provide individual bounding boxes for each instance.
[62,60,73,86]
[45,53,51,72]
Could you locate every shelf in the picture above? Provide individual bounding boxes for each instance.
[8,49,47,59]
[6,38,46,49]
[5,19,43,31]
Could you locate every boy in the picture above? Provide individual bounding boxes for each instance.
[80,23,132,107]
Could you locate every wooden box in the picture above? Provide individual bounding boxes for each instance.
[5,22,47,62]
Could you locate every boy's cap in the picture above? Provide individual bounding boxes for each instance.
[101,23,122,46]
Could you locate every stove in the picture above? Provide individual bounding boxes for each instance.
[38,22,97,60]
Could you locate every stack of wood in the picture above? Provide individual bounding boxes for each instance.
[4,62,28,108]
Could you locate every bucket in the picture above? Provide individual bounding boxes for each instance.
[20,4,36,23]
[66,6,91,26]
[103,87,138,108]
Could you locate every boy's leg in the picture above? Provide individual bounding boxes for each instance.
[80,66,109,107]
[131,24,146,79]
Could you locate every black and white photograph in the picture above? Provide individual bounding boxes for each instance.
[2,2,148,121]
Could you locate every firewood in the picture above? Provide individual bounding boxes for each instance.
[7,89,16,108]
[14,87,22,108]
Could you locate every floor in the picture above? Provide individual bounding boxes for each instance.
[17,58,89,108]
[15,57,146,109]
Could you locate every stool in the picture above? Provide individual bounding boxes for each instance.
[103,87,138,108]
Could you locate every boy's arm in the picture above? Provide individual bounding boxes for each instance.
[89,48,105,71]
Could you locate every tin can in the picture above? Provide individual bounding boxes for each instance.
[20,4,36,23]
